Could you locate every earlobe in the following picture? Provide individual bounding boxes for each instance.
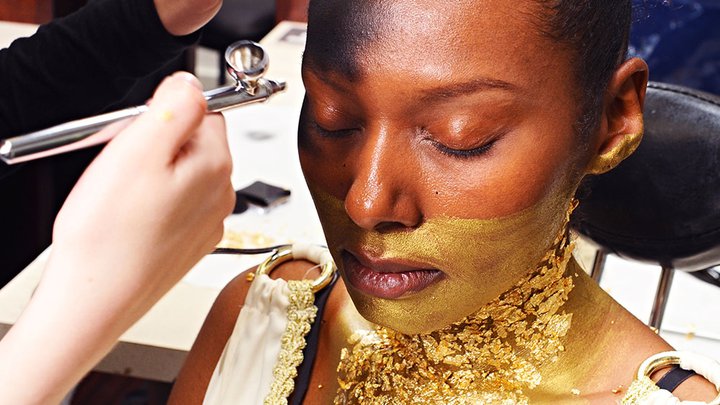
[586,130,643,174]
[586,57,649,175]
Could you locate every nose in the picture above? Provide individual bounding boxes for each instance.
[344,124,422,231]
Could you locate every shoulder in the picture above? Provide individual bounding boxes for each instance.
[560,262,717,402]
[202,258,324,330]
[168,259,324,405]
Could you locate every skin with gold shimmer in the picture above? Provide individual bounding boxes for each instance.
[333,203,578,404]
[586,131,644,175]
[168,0,719,403]
[308,183,574,334]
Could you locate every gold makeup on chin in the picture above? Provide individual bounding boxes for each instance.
[307,182,577,334]
[586,132,643,175]
[334,222,577,404]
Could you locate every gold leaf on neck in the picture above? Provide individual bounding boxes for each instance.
[334,232,576,404]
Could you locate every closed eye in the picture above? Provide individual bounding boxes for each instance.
[433,139,497,159]
[311,121,359,138]
[421,127,505,160]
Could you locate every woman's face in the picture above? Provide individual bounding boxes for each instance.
[299,0,592,333]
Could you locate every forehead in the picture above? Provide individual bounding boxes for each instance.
[304,0,562,87]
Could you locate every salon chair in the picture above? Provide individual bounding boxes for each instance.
[198,0,277,85]
[573,82,720,330]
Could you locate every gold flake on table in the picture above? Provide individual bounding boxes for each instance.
[217,229,276,249]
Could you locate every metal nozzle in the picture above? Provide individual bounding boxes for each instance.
[225,40,269,94]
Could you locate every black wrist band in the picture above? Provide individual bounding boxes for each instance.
[656,365,697,393]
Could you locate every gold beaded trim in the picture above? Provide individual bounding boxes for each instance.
[621,376,660,405]
[264,279,318,405]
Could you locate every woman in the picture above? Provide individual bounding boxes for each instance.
[171,0,720,403]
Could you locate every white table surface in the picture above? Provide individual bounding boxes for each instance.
[0,20,718,383]
[0,20,39,48]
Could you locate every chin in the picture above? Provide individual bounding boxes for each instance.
[343,280,466,335]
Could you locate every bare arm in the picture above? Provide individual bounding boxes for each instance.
[154,0,223,36]
[0,73,235,405]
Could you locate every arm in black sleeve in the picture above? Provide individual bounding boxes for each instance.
[0,0,199,138]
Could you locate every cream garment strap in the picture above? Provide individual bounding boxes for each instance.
[203,274,290,405]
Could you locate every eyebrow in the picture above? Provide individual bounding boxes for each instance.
[420,77,519,102]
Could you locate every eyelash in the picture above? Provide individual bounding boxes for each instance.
[433,139,497,159]
[310,121,358,138]
[421,127,502,160]
[311,120,499,160]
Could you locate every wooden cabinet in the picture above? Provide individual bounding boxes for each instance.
[0,0,53,24]
[276,0,309,23]
[3,0,306,25]
[0,0,87,24]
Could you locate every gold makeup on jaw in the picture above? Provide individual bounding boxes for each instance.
[307,182,577,334]
[334,220,577,404]
[586,132,643,175]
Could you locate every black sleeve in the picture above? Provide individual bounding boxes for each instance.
[0,0,199,139]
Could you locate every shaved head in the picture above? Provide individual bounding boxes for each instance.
[304,0,392,79]
[303,0,632,137]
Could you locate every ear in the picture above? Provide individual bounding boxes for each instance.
[586,57,649,175]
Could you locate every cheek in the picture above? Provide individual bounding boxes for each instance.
[428,128,582,219]
[298,132,324,190]
[499,131,579,205]
[298,125,353,199]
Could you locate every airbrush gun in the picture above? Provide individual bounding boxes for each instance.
[0,40,286,164]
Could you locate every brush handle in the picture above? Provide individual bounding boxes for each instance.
[0,79,286,164]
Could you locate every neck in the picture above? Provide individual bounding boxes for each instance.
[335,232,580,404]
[528,257,624,401]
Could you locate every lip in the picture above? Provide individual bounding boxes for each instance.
[341,249,443,299]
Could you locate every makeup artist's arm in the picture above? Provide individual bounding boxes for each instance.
[155,0,222,36]
[0,0,222,138]
[0,73,235,405]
